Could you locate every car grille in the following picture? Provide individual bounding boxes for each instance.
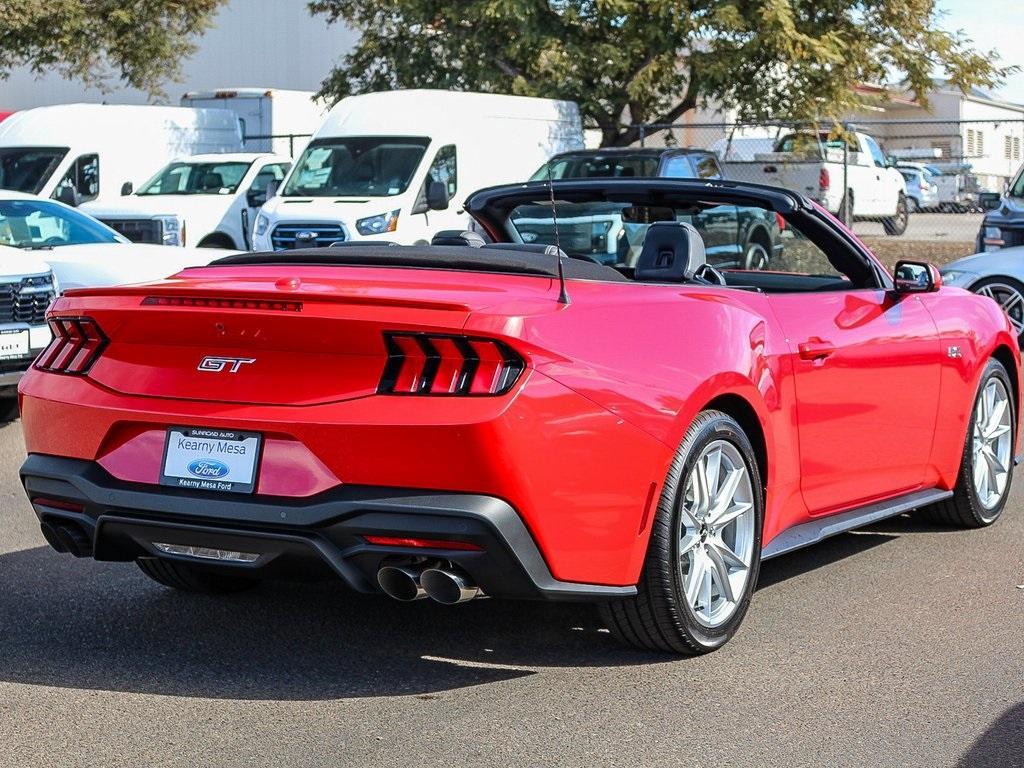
[514,221,603,253]
[1001,227,1024,248]
[100,218,163,245]
[0,274,55,326]
[270,223,345,250]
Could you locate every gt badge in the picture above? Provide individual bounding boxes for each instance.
[198,356,255,373]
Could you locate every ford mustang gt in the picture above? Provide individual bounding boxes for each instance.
[18,178,1020,654]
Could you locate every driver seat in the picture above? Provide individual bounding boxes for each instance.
[634,221,706,282]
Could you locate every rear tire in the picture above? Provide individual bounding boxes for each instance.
[599,410,763,654]
[137,558,261,594]
[919,359,1015,528]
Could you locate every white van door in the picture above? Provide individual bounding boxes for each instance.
[405,144,466,243]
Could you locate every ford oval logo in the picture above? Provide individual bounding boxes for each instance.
[187,459,229,479]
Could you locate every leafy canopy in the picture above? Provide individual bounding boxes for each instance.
[311,0,1015,146]
[0,0,226,97]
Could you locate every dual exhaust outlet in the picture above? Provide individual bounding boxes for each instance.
[377,563,480,604]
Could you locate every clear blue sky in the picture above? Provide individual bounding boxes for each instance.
[938,0,1024,103]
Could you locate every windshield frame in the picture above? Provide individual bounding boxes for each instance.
[1008,166,1024,199]
[0,197,125,249]
[0,146,69,195]
[281,135,431,198]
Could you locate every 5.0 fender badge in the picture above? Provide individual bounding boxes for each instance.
[947,346,962,359]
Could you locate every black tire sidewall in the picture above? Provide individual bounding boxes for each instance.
[654,412,764,650]
[961,359,1016,524]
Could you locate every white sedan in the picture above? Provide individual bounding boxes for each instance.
[0,191,231,290]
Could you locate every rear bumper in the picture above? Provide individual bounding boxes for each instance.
[21,453,636,601]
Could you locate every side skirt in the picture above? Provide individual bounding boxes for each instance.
[761,488,954,561]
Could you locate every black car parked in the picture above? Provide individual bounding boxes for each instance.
[978,164,1024,252]
[529,148,784,269]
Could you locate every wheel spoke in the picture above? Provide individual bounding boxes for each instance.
[699,564,713,621]
[705,544,737,604]
[690,464,710,519]
[711,500,752,529]
[708,467,745,521]
[711,537,748,569]
[679,531,700,556]
[704,448,722,504]
[1001,291,1023,315]
[684,550,706,607]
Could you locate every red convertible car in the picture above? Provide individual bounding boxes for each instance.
[18,179,1020,654]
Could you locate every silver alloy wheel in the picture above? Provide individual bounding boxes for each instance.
[678,439,756,628]
[972,376,1013,512]
[975,283,1024,336]
[744,241,769,271]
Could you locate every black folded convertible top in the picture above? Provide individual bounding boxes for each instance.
[210,245,627,281]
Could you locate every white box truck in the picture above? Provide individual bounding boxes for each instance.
[251,89,584,250]
[0,104,244,219]
[181,88,329,157]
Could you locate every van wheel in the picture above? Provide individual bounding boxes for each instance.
[882,193,909,236]
[598,410,763,654]
[137,558,261,593]
[197,234,237,249]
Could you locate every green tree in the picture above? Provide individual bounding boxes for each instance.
[311,0,1015,146]
[0,0,227,97]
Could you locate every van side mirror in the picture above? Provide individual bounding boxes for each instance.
[265,180,279,201]
[55,185,79,207]
[978,192,1002,211]
[894,260,941,293]
[246,189,267,208]
[426,180,450,211]
[120,181,133,196]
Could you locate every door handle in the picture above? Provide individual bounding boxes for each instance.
[798,339,836,361]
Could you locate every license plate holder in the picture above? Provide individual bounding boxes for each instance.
[160,427,262,494]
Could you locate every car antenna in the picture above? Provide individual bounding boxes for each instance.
[546,160,570,305]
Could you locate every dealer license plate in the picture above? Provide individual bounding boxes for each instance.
[0,329,30,360]
[160,427,262,494]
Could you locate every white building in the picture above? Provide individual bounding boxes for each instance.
[0,0,356,110]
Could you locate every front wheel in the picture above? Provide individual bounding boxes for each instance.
[742,237,770,271]
[972,276,1024,347]
[599,410,763,654]
[882,193,909,236]
[919,359,1015,527]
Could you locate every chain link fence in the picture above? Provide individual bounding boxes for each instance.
[632,118,1024,267]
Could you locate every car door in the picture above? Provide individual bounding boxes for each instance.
[765,224,942,514]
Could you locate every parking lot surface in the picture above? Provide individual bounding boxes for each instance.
[1,416,1022,768]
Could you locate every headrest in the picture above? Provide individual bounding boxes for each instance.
[200,172,224,190]
[431,229,486,247]
[634,221,706,282]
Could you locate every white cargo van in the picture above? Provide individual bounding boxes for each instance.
[181,88,329,157]
[251,90,583,250]
[0,104,244,217]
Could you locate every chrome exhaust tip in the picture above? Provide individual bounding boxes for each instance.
[377,565,426,601]
[421,567,480,605]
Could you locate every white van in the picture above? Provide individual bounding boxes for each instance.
[251,90,583,250]
[0,104,244,219]
[181,88,329,157]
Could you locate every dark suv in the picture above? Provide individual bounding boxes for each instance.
[978,164,1024,252]
[530,148,783,269]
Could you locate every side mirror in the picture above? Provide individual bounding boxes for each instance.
[120,181,133,196]
[265,180,279,201]
[246,189,267,208]
[894,260,941,294]
[55,185,79,207]
[978,192,1002,212]
[426,180,450,211]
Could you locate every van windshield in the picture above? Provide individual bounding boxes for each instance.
[138,161,253,195]
[0,147,68,194]
[282,137,429,197]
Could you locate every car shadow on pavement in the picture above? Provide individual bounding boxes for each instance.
[0,545,669,701]
[756,529,898,590]
[956,703,1024,767]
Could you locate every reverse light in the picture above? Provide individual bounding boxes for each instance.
[363,535,483,552]
[356,210,400,236]
[378,333,525,396]
[35,317,107,374]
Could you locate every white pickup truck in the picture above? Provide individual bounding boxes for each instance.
[721,130,909,235]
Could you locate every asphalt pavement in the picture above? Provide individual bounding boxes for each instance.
[0,415,1022,768]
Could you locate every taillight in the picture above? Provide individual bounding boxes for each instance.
[775,212,786,231]
[363,535,483,551]
[35,317,107,374]
[818,167,830,191]
[379,333,524,396]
